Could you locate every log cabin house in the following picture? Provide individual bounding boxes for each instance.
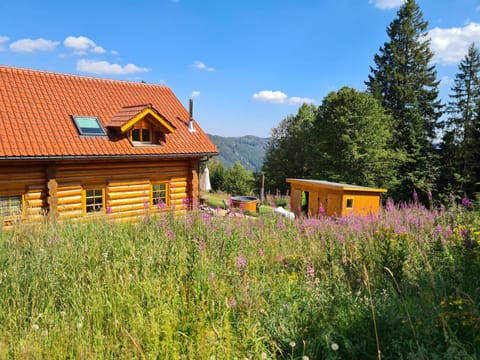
[0,66,218,226]
[287,178,387,217]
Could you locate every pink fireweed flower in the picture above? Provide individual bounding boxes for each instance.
[106,206,113,214]
[227,297,237,308]
[157,201,166,210]
[225,227,232,236]
[461,196,472,211]
[306,264,315,280]
[319,205,325,215]
[198,240,206,252]
[385,198,395,212]
[236,256,247,268]
[208,272,215,281]
[336,233,345,244]
[259,248,265,257]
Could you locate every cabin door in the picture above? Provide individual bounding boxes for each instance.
[326,194,341,217]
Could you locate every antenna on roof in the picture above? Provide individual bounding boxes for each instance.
[188,98,196,132]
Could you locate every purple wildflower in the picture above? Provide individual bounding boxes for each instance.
[236,256,247,268]
[227,297,237,308]
[413,191,418,204]
[157,201,166,210]
[461,196,472,211]
[336,233,345,244]
[319,205,325,215]
[306,264,315,280]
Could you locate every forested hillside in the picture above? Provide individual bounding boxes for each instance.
[207,134,268,171]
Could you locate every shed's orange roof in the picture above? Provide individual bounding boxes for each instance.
[0,66,218,159]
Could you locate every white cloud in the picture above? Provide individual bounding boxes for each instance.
[9,38,59,53]
[111,50,119,55]
[64,36,106,55]
[253,90,288,103]
[192,60,215,72]
[0,36,9,51]
[288,96,316,105]
[369,0,404,10]
[76,59,149,75]
[252,90,315,105]
[191,90,201,98]
[440,76,452,87]
[429,22,480,65]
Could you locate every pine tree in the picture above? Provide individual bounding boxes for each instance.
[440,43,480,197]
[366,0,443,201]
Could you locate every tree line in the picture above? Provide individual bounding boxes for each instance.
[207,0,480,203]
[262,0,480,203]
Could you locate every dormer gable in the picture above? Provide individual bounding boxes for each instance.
[107,104,176,145]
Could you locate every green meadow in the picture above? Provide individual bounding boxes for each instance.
[1,201,479,359]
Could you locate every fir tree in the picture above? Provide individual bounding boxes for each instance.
[440,43,480,197]
[366,0,443,201]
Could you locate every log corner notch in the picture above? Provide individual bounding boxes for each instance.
[46,163,59,221]
[188,158,199,209]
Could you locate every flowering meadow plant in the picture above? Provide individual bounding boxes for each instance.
[0,199,479,358]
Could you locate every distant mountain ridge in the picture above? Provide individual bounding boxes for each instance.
[207,134,269,172]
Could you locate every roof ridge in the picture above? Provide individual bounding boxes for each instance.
[120,103,153,109]
[0,64,167,88]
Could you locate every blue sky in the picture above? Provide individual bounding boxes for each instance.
[1,0,480,137]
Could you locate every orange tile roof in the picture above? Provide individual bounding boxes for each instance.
[0,66,219,159]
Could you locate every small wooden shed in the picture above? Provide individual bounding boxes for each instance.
[287,179,387,217]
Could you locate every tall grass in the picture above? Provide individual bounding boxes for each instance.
[0,202,479,359]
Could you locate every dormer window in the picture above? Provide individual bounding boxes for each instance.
[107,104,176,147]
[131,127,152,143]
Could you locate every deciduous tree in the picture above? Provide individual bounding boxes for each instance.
[311,87,402,189]
[262,103,316,193]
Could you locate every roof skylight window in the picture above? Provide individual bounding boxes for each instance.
[72,116,106,136]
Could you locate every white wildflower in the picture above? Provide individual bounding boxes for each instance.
[32,324,39,331]
[331,342,339,351]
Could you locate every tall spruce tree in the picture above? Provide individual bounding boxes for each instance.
[440,43,480,197]
[366,0,442,201]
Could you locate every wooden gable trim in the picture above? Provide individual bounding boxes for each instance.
[120,108,175,134]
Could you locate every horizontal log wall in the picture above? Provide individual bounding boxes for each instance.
[0,164,47,226]
[1,157,200,226]
[55,159,196,220]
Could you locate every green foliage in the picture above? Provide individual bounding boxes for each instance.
[312,87,403,189]
[440,43,480,198]
[223,161,255,195]
[0,203,480,358]
[208,159,225,192]
[208,134,269,172]
[262,103,316,193]
[366,0,443,200]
